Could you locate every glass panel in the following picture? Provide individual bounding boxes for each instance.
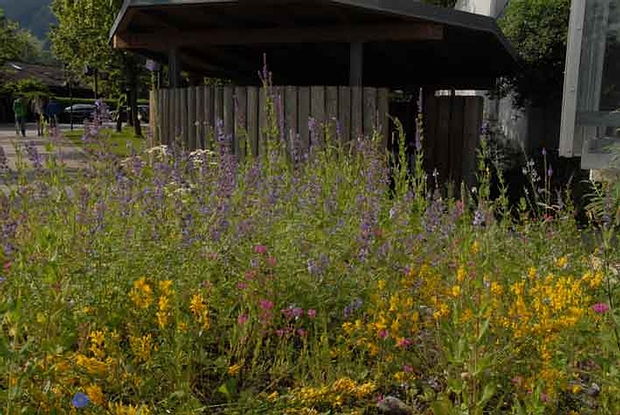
[576,0,620,146]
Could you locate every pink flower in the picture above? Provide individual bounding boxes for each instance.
[403,365,413,373]
[3,262,10,272]
[397,338,412,348]
[237,314,249,325]
[259,299,274,310]
[378,329,388,339]
[245,270,256,280]
[297,328,307,337]
[237,282,248,290]
[592,303,610,314]
[254,244,267,254]
[267,257,277,267]
[307,309,317,319]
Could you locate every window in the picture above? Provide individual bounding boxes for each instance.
[560,0,620,169]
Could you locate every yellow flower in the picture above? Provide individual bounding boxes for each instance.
[158,280,173,295]
[228,363,242,376]
[528,267,537,279]
[266,391,279,402]
[471,241,480,254]
[129,278,154,309]
[189,294,210,329]
[156,295,170,329]
[377,279,386,290]
[571,384,582,394]
[457,265,466,282]
[85,383,105,406]
[129,334,153,362]
[108,402,151,415]
[556,256,568,268]
[451,285,461,297]
[76,354,108,375]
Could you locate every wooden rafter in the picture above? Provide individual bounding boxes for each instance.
[113,22,444,50]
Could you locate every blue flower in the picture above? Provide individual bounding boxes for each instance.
[72,392,89,408]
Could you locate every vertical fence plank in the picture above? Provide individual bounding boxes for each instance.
[363,87,378,138]
[378,88,389,150]
[157,90,164,145]
[310,86,325,147]
[235,86,247,159]
[169,88,177,145]
[149,90,157,148]
[224,86,234,153]
[351,87,363,140]
[462,97,483,187]
[247,86,259,157]
[214,87,224,135]
[195,86,204,148]
[204,86,213,148]
[449,96,465,184]
[258,88,267,157]
[326,86,338,143]
[188,87,196,150]
[298,87,311,154]
[161,89,169,145]
[285,86,298,158]
[436,97,452,181]
[181,87,189,147]
[338,86,351,143]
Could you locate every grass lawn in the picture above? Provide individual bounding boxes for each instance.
[64,126,147,158]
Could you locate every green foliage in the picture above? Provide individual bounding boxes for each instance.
[499,0,571,108]
[0,8,41,70]
[50,0,126,97]
[0,92,618,413]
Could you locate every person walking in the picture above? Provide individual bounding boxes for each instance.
[12,96,27,137]
[31,96,45,136]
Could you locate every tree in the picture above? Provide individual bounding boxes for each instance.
[50,0,145,136]
[0,8,40,71]
[499,0,571,108]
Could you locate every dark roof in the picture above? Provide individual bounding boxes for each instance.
[110,0,520,88]
[3,62,67,88]
[2,61,91,92]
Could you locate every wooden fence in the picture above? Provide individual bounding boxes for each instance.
[149,86,483,186]
[150,85,390,157]
[424,95,484,186]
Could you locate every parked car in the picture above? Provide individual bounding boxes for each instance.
[110,105,149,123]
[64,104,96,123]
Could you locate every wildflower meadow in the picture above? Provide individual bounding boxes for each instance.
[0,93,619,415]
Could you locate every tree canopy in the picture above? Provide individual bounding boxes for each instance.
[50,0,125,96]
[499,0,571,108]
[0,8,41,69]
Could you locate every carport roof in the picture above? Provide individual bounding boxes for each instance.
[110,0,520,88]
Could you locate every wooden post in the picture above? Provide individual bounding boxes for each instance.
[349,42,363,87]
[168,49,181,88]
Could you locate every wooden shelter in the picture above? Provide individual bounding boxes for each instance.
[110,0,519,185]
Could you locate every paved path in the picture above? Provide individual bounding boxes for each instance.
[0,123,88,172]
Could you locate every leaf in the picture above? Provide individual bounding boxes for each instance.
[477,383,496,406]
[477,319,490,343]
[431,396,455,415]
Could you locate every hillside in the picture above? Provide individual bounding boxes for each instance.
[0,0,55,41]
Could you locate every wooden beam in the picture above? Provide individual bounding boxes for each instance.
[113,22,444,50]
[169,49,181,88]
[349,42,363,87]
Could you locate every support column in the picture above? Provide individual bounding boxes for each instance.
[349,42,363,87]
[168,48,181,88]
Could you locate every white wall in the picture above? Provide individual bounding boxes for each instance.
[455,0,510,18]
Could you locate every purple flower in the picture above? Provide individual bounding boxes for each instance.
[71,392,89,408]
[542,148,547,156]
[307,309,317,319]
[592,303,610,314]
[547,165,553,178]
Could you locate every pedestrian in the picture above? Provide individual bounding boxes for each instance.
[46,98,60,131]
[31,96,45,136]
[12,96,27,137]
